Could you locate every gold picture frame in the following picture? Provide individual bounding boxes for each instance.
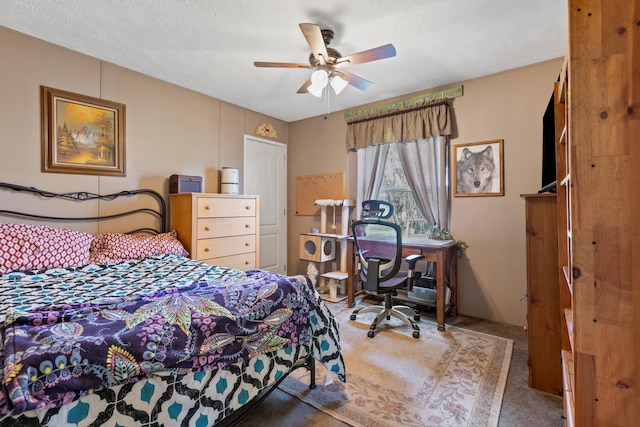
[41,86,125,176]
[453,139,504,197]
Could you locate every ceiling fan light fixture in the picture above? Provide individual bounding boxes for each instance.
[330,74,348,94]
[308,69,329,97]
[308,84,324,97]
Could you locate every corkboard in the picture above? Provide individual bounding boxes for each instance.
[295,172,344,215]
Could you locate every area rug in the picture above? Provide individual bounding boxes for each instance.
[279,302,513,427]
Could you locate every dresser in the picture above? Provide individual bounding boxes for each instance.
[169,193,259,271]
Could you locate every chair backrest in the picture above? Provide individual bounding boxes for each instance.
[352,200,403,291]
[361,200,394,220]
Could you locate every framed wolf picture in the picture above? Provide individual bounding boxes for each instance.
[453,139,504,197]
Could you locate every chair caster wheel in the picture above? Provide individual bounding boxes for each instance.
[350,314,356,321]
[413,331,420,339]
[414,315,420,321]
[367,330,375,338]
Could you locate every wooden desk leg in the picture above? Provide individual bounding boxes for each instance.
[347,239,355,308]
[436,251,445,331]
[449,248,458,316]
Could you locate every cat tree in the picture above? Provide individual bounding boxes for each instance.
[299,199,355,301]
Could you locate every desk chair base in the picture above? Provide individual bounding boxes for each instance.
[350,294,420,339]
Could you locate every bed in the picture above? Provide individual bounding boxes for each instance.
[0,183,345,426]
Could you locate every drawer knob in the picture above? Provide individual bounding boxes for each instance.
[204,248,210,252]
[245,206,250,210]
[204,205,210,210]
[245,261,249,265]
[245,224,250,228]
[204,226,210,231]
[245,243,249,246]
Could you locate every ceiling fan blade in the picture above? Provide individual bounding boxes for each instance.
[299,23,329,65]
[337,69,374,91]
[336,44,396,68]
[254,61,312,69]
[296,76,313,94]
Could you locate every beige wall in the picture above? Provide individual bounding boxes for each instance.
[0,24,562,327]
[288,59,563,326]
[449,61,561,325]
[0,26,287,233]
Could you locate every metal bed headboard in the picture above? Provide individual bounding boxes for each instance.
[0,182,167,234]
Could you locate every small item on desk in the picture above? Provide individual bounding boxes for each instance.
[310,228,319,233]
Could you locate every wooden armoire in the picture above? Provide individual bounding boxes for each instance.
[555,1,639,425]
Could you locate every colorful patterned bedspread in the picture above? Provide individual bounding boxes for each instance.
[0,255,245,320]
[0,256,345,423]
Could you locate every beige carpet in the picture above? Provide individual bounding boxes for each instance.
[279,302,512,427]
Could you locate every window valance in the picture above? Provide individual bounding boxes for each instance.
[346,100,451,151]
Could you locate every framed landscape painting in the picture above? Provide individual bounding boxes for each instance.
[41,86,126,176]
[453,139,504,197]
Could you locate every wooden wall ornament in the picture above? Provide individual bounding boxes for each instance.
[254,122,278,139]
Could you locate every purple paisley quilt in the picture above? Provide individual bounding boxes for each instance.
[0,269,319,416]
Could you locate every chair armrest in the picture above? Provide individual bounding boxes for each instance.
[404,254,425,291]
[405,253,425,269]
[365,257,381,292]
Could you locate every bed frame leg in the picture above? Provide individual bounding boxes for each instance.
[307,356,316,389]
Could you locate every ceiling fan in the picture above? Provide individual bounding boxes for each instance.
[254,23,396,97]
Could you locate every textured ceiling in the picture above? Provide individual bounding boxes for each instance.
[0,0,567,122]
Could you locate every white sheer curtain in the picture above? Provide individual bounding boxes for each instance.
[355,137,449,230]
[355,144,389,219]
[396,135,449,230]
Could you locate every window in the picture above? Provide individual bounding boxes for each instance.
[377,143,430,238]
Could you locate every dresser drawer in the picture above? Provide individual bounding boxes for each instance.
[200,253,256,271]
[196,235,256,260]
[197,217,256,238]
[197,197,256,218]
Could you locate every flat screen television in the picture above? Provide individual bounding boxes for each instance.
[540,91,557,193]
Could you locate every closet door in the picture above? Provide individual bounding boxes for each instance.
[244,135,287,274]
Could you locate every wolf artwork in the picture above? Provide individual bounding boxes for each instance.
[456,145,496,193]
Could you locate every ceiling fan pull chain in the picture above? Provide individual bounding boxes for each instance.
[325,85,330,118]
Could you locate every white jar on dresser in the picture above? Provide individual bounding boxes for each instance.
[169,193,259,271]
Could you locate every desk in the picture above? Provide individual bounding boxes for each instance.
[347,237,458,331]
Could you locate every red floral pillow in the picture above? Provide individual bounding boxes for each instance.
[0,223,94,274]
[89,230,189,264]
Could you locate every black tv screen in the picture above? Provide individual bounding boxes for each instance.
[541,92,556,192]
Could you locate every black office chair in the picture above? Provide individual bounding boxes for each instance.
[350,200,424,338]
